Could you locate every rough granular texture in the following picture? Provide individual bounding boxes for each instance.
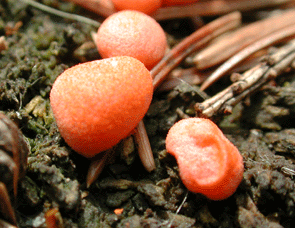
[95,10,167,70]
[50,56,153,157]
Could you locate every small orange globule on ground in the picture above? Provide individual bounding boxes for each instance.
[112,0,161,15]
[166,118,244,200]
[50,56,153,158]
[94,10,167,70]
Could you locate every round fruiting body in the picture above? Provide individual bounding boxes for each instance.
[50,56,153,158]
[94,10,167,70]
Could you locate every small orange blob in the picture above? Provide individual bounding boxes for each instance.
[50,56,153,158]
[166,118,244,200]
[94,10,167,70]
[114,208,124,215]
[112,0,161,15]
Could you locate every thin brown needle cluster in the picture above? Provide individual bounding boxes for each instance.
[199,9,295,90]
[152,11,241,88]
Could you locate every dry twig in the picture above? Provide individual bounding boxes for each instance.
[195,39,295,118]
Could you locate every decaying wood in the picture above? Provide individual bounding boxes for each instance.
[195,39,295,118]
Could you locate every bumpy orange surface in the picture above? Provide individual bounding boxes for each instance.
[50,56,153,158]
[112,0,161,15]
[95,10,167,70]
[166,118,244,200]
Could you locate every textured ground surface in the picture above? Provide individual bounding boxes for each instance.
[1,0,295,227]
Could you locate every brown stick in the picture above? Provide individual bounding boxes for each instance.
[195,39,295,118]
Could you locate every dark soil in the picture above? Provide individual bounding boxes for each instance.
[1,0,295,227]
